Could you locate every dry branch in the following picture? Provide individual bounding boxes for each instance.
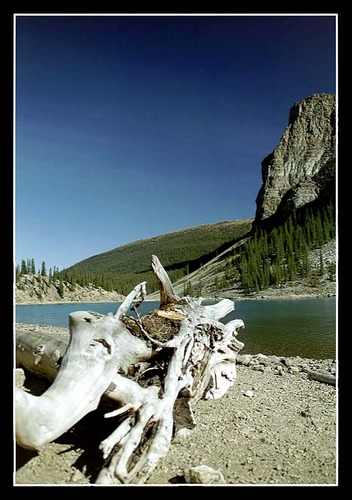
[15,255,245,484]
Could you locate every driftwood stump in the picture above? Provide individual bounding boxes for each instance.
[15,255,245,484]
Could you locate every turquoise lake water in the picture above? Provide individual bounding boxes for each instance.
[15,297,336,360]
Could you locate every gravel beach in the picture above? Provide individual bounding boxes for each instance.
[14,323,337,487]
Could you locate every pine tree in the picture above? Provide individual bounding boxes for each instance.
[240,256,249,293]
[287,254,297,281]
[20,259,27,274]
[319,251,325,276]
[41,261,47,277]
[328,261,336,281]
[58,278,64,298]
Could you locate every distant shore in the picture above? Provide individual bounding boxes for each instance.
[15,280,336,306]
[16,291,336,306]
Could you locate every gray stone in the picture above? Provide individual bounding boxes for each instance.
[237,354,253,366]
[184,465,226,484]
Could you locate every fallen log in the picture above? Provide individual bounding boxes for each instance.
[15,255,245,485]
[16,329,70,382]
[306,370,336,385]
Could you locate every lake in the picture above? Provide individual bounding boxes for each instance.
[15,297,337,360]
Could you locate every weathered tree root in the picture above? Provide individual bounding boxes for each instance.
[15,255,245,484]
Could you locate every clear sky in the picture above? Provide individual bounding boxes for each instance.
[14,13,337,273]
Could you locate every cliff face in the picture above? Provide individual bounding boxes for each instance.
[254,93,336,226]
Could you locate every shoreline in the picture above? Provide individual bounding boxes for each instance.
[15,293,336,306]
[15,286,336,306]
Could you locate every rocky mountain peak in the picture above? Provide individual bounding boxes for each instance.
[254,93,336,227]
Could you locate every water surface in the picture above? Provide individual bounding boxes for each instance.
[15,297,336,359]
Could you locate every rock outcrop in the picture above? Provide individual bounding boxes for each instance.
[16,274,125,304]
[254,93,336,227]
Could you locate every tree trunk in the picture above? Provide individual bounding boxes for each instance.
[15,255,245,484]
[16,329,70,382]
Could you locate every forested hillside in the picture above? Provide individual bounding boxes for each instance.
[235,200,335,294]
[58,218,253,294]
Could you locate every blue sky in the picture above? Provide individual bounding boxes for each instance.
[14,14,337,272]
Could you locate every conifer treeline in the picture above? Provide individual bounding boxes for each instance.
[16,260,59,281]
[236,200,335,293]
[16,260,117,293]
[190,199,335,296]
[16,199,335,297]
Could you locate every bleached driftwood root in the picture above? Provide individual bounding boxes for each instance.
[15,255,245,484]
[15,281,152,450]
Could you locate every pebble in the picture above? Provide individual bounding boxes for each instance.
[243,390,254,397]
